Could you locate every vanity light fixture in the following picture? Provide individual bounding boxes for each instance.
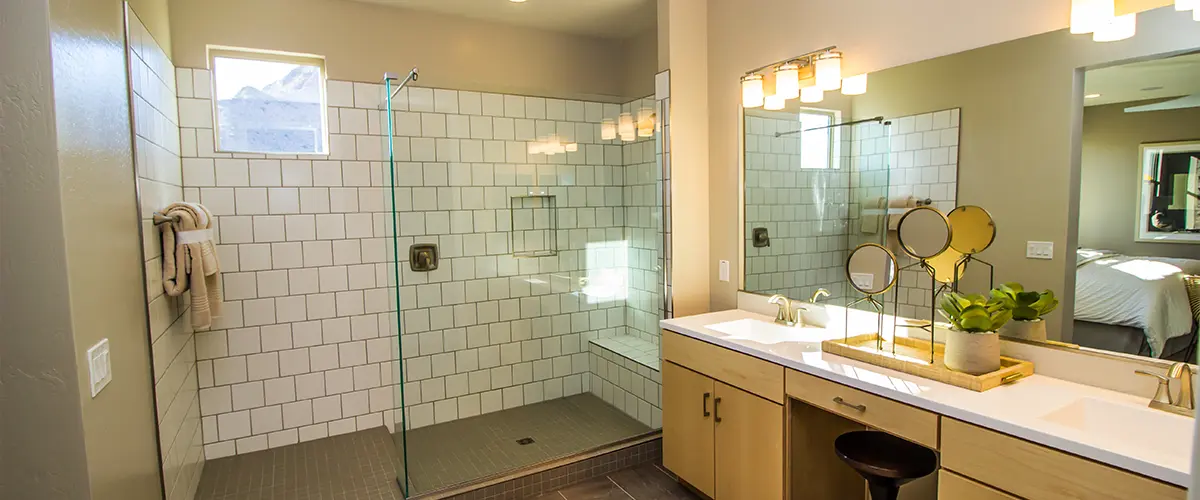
[841,74,868,95]
[1093,12,1137,42]
[618,112,635,139]
[637,108,655,137]
[814,51,843,91]
[801,86,824,103]
[764,94,786,110]
[775,63,801,99]
[740,46,863,108]
[1070,0,1115,34]
[742,74,765,108]
[600,118,617,140]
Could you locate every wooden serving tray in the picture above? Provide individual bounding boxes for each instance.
[821,333,1034,392]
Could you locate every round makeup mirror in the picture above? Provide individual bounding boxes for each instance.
[946,205,996,254]
[845,243,899,295]
[896,206,952,259]
[926,247,964,284]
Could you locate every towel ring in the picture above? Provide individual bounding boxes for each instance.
[153,212,180,225]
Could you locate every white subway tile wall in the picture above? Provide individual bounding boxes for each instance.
[180,71,667,458]
[743,112,852,302]
[862,109,960,320]
[588,339,662,429]
[127,8,206,500]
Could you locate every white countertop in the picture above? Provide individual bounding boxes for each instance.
[661,309,1194,487]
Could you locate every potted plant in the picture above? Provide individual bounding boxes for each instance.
[938,292,1012,375]
[991,283,1059,342]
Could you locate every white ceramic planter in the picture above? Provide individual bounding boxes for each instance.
[943,328,1000,375]
[1000,319,1047,342]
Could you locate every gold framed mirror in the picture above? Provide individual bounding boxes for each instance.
[896,206,952,260]
[946,205,996,254]
[845,243,899,296]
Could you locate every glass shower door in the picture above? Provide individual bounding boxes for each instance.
[380,76,410,497]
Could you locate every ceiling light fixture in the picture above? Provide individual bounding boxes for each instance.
[509,0,527,3]
[841,74,868,95]
[741,75,765,108]
[1092,12,1136,42]
[1084,93,1102,99]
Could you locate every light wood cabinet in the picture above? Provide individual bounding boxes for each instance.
[663,361,716,498]
[786,369,939,449]
[714,381,784,500]
[941,418,1186,500]
[664,330,785,403]
[662,360,784,499]
[937,470,1020,500]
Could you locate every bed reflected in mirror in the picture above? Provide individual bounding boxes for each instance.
[1076,51,1200,361]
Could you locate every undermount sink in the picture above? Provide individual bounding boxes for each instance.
[705,318,824,345]
[1038,397,1192,458]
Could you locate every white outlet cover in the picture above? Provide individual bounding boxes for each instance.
[87,339,112,397]
[851,272,875,289]
[719,260,730,282]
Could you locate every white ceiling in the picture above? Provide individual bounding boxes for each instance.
[353,0,656,38]
[1084,51,1200,106]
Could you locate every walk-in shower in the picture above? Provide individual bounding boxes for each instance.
[378,71,670,497]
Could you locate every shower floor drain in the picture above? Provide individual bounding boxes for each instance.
[516,437,535,445]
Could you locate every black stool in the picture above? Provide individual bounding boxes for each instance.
[834,430,938,500]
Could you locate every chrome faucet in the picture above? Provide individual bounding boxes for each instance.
[1135,362,1195,417]
[768,295,797,326]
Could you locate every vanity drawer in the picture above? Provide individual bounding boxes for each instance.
[938,470,1021,500]
[941,418,1186,500]
[661,330,784,403]
[785,369,939,449]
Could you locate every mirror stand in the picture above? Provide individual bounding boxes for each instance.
[845,294,887,351]
[893,260,951,364]
[953,254,994,293]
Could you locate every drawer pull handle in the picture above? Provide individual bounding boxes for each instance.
[714,397,723,423]
[703,392,711,417]
[833,397,866,412]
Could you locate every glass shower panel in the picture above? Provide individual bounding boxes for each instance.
[844,119,893,312]
[381,78,410,498]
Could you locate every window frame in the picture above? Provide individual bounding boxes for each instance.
[795,107,841,170]
[206,46,330,155]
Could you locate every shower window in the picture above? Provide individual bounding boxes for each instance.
[207,46,329,154]
[798,109,840,170]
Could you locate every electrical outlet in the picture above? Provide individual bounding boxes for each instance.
[851,272,875,289]
[719,260,730,282]
[1026,241,1054,260]
[87,339,112,397]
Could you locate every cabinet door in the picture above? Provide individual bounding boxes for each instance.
[663,361,716,498]
[714,381,784,500]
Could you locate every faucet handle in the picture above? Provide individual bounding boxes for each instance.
[1136,370,1175,406]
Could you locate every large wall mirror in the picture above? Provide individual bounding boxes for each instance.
[741,5,1200,365]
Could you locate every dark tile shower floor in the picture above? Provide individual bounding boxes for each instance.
[195,394,651,500]
[403,394,652,494]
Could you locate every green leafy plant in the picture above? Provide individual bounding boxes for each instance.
[989,283,1059,321]
[939,292,1012,333]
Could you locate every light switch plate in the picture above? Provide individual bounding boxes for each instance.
[719,260,730,282]
[1026,241,1054,260]
[851,272,875,289]
[87,339,112,397]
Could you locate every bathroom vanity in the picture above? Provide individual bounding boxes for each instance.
[659,309,1192,500]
